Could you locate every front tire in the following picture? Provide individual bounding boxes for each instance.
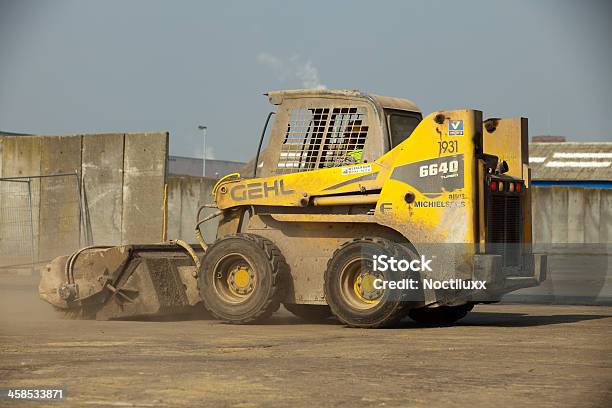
[324,237,416,328]
[199,234,287,324]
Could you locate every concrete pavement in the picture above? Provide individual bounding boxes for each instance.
[1,275,611,407]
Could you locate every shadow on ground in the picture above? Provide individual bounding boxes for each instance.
[450,311,610,327]
[263,307,612,328]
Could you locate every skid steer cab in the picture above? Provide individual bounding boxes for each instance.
[39,89,546,328]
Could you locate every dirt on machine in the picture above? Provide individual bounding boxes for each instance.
[39,89,547,328]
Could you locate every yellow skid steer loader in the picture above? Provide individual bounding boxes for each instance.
[39,89,546,327]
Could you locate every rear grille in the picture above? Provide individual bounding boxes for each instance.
[486,193,522,267]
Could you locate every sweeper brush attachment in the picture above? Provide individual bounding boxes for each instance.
[39,243,205,320]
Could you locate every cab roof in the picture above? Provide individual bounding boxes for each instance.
[266,89,420,114]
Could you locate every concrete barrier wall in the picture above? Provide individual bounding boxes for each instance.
[510,186,612,304]
[121,133,168,244]
[166,176,218,244]
[532,186,612,245]
[0,132,168,265]
[38,136,82,261]
[81,134,124,245]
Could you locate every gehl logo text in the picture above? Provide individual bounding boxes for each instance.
[230,179,295,201]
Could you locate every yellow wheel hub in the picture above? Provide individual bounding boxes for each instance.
[234,269,250,288]
[228,265,255,296]
[354,271,383,304]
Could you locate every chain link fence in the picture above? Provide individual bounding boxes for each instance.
[0,179,36,270]
[0,173,87,273]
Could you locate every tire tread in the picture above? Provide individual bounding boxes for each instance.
[201,233,287,324]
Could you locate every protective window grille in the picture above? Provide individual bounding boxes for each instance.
[277,107,369,174]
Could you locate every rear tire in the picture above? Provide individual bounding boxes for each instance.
[284,304,332,322]
[324,237,416,328]
[199,234,287,324]
[408,304,474,325]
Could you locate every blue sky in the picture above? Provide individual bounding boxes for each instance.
[1,0,610,162]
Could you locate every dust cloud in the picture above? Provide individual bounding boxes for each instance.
[0,270,61,323]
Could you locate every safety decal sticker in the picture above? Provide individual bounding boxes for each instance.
[341,164,372,175]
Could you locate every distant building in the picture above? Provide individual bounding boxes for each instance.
[531,135,567,143]
[529,142,612,186]
[168,155,245,178]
